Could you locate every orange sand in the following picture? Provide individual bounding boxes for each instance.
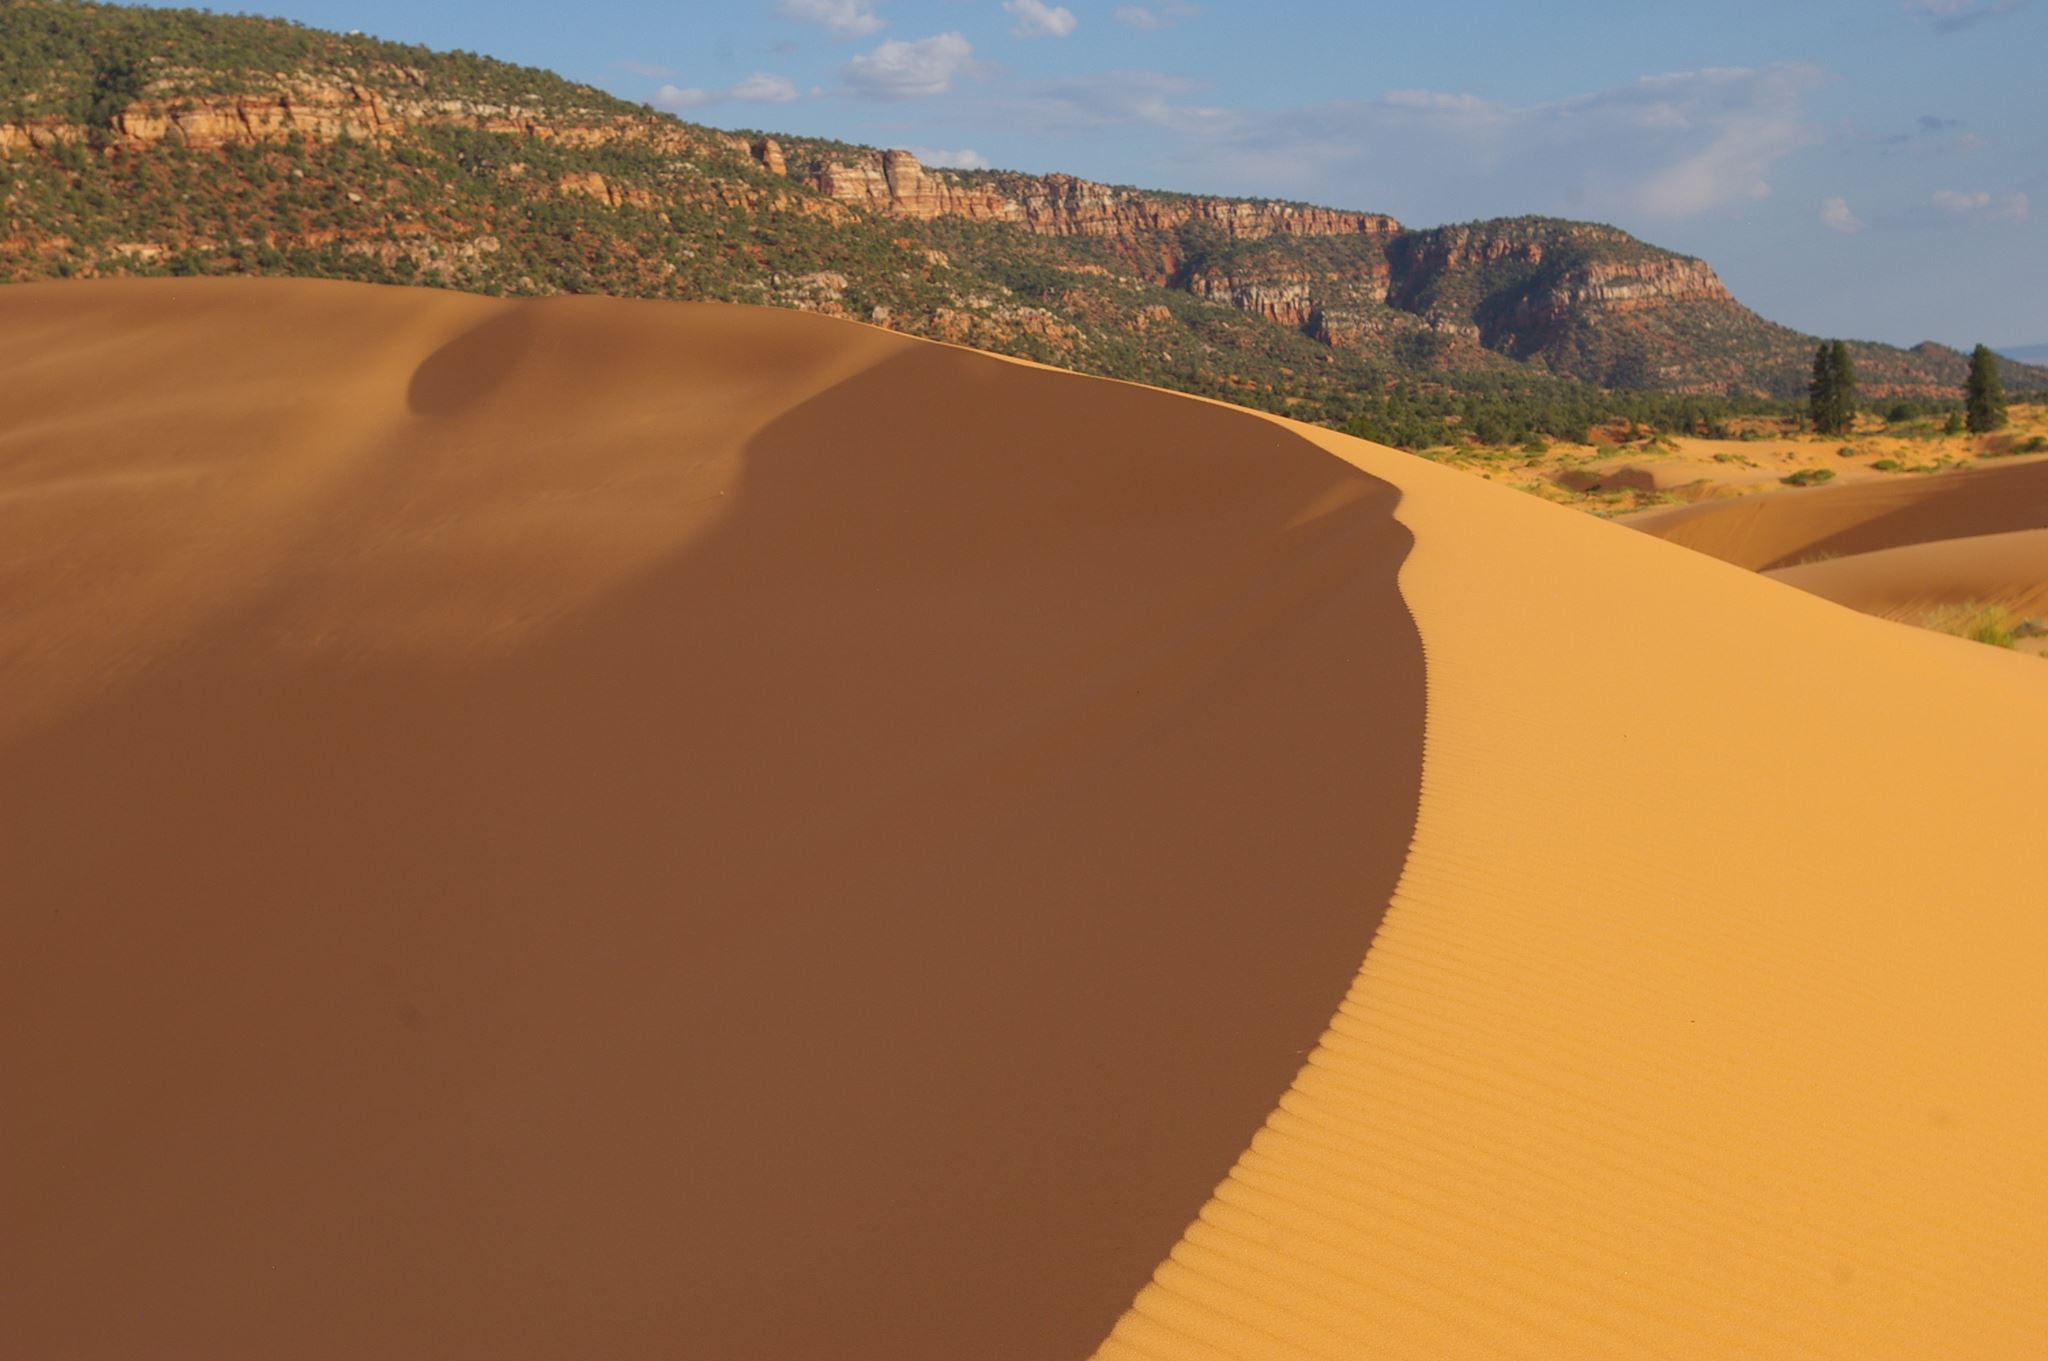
[1765,527,2048,622]
[1624,457,2048,570]
[6,279,2048,1359]
[0,279,1421,1359]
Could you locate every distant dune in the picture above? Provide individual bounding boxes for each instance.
[1624,457,2048,570]
[1766,528,2048,622]
[5,280,2046,1358]
[1628,457,2048,651]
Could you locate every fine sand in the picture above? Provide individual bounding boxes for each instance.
[0,279,1421,1360]
[1764,527,2048,623]
[6,279,2048,1359]
[1623,457,2048,570]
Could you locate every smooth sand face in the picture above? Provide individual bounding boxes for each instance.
[1764,527,2048,621]
[1624,458,2048,571]
[0,280,1422,1359]
[1098,420,2048,1359]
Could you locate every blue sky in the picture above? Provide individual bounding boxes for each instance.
[164,0,2045,348]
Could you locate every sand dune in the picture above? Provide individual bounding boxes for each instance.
[6,280,2048,1358]
[1625,457,2048,571]
[1764,527,2048,622]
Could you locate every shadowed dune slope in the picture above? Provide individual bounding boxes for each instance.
[0,280,1423,1359]
[1624,458,2048,571]
[1764,527,2048,622]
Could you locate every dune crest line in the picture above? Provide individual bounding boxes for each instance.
[1092,415,2048,1358]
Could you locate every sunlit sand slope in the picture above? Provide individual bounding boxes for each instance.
[1097,421,2048,1358]
[1,280,1422,1359]
[1626,458,2048,570]
[1765,527,2048,622]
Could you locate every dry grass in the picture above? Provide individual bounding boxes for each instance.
[1919,601,2022,649]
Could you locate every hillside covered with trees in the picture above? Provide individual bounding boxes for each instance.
[3,0,2041,446]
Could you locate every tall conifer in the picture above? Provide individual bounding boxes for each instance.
[1966,344,2007,433]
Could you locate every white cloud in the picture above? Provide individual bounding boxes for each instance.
[653,73,802,110]
[910,146,991,169]
[1114,2,1197,29]
[1904,0,2027,32]
[986,71,1223,135]
[1934,188,2030,221]
[777,0,885,39]
[1820,196,1864,232]
[1005,0,1078,38]
[729,73,801,103]
[843,32,976,99]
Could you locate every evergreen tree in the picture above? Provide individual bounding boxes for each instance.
[1808,342,1835,432]
[1808,340,1856,435]
[1965,344,2008,433]
[1829,340,1856,433]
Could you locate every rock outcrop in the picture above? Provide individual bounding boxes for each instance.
[798,149,1403,243]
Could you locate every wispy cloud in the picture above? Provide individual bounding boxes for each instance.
[777,0,885,39]
[1933,188,2030,220]
[1113,2,1198,30]
[618,60,674,79]
[843,33,977,99]
[1005,0,1078,39]
[1904,0,2028,32]
[1041,64,1823,222]
[653,73,801,110]
[909,146,991,169]
[985,70,1225,135]
[1820,196,1864,232]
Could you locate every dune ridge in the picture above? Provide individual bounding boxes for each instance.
[4,280,2046,1358]
[1096,419,2048,1358]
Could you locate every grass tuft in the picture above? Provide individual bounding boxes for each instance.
[1920,602,2021,649]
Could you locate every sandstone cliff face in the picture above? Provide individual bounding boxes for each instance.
[0,70,735,161]
[555,170,658,211]
[1503,256,1731,328]
[109,79,395,149]
[1185,265,1319,329]
[798,149,1403,243]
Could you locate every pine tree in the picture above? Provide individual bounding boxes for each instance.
[1965,344,2008,433]
[1808,340,1856,435]
[1808,342,1835,432]
[1829,339,1856,434]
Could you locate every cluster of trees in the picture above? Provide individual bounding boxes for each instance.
[1340,379,1790,452]
[1809,338,2008,438]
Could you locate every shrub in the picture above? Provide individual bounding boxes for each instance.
[1782,468,1836,487]
[1921,602,2019,649]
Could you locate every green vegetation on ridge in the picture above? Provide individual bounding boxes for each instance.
[3,0,2043,449]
